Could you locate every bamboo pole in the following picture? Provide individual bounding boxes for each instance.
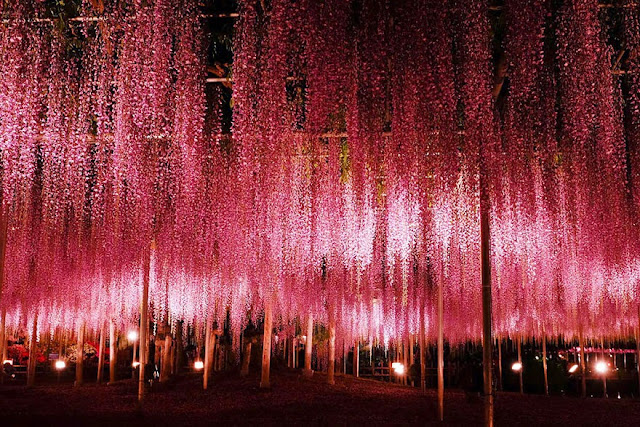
[497,337,502,391]
[517,336,523,394]
[109,320,117,383]
[27,316,38,387]
[304,314,313,376]
[354,341,359,377]
[420,302,426,393]
[204,319,213,389]
[328,309,336,385]
[480,159,493,427]
[542,334,548,396]
[437,274,444,421]
[260,300,273,389]
[579,330,586,398]
[97,322,106,383]
[75,322,85,387]
[138,242,152,402]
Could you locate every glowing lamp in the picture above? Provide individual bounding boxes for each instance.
[392,362,405,375]
[511,362,523,372]
[3,359,13,366]
[54,360,66,370]
[595,361,608,374]
[127,330,139,341]
[568,364,579,373]
[132,361,140,368]
[194,360,204,370]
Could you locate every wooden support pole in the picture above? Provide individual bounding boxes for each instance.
[354,340,359,377]
[97,322,106,383]
[497,337,502,391]
[420,304,426,393]
[109,321,117,383]
[161,329,172,383]
[304,314,313,377]
[75,322,85,387]
[542,334,548,396]
[327,309,336,385]
[579,330,586,398]
[0,308,6,385]
[517,335,523,394]
[204,320,213,389]
[27,316,38,387]
[480,158,493,427]
[241,338,252,376]
[138,242,151,402]
[437,275,444,421]
[601,336,607,398]
[409,334,414,386]
[637,307,640,395]
[260,300,273,389]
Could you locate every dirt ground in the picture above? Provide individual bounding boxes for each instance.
[1,367,640,426]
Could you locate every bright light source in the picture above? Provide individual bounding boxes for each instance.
[568,364,579,373]
[194,360,204,370]
[511,362,523,372]
[3,359,13,365]
[127,330,138,341]
[132,361,140,368]
[301,335,307,341]
[391,362,402,369]
[595,361,608,374]
[54,360,66,370]
[392,362,405,375]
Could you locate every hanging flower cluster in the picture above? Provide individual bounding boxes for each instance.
[0,0,638,347]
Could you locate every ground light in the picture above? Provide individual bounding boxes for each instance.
[194,360,204,370]
[511,362,523,372]
[54,360,66,370]
[132,361,140,368]
[127,330,138,341]
[595,361,608,374]
[2,359,13,366]
[391,362,405,375]
[568,364,579,373]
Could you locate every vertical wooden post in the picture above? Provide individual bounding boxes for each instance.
[204,319,212,389]
[241,338,252,376]
[601,336,607,398]
[497,337,502,391]
[328,308,336,385]
[97,322,106,383]
[138,242,152,402]
[517,335,523,394]
[409,334,414,386]
[27,315,38,387]
[260,300,273,389]
[403,337,409,385]
[0,308,6,385]
[304,314,313,376]
[161,328,172,383]
[480,160,493,427]
[420,304,426,393]
[637,307,640,395]
[579,330,586,398]
[542,334,548,396]
[75,322,85,387]
[437,275,444,421]
[354,340,359,377]
[109,320,117,383]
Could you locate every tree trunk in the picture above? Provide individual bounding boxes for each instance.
[138,242,151,401]
[579,330,586,398]
[437,274,444,421]
[241,340,252,376]
[161,332,172,383]
[420,302,426,393]
[260,301,273,389]
[542,334,548,396]
[204,319,213,389]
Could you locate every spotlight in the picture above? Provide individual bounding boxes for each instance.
[194,360,204,370]
[568,364,579,373]
[511,362,523,372]
[127,330,139,341]
[54,360,66,370]
[132,361,140,368]
[2,359,13,366]
[595,361,608,374]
